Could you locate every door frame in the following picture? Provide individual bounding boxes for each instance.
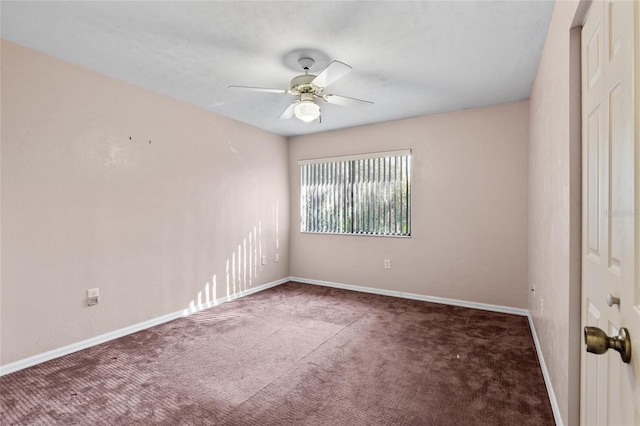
[571,2,592,425]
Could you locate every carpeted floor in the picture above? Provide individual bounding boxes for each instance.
[0,282,554,425]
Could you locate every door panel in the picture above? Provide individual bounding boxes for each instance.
[587,104,602,259]
[580,1,637,425]
[608,81,624,274]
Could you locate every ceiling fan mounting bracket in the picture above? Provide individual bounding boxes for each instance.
[282,49,330,73]
[298,57,315,71]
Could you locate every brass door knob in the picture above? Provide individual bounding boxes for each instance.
[584,326,632,363]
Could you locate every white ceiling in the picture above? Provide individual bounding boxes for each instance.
[1,1,554,137]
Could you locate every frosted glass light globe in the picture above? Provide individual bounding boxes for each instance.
[294,101,320,123]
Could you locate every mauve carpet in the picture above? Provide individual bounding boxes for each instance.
[0,282,554,425]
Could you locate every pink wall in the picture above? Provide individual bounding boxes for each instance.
[528,1,583,424]
[0,40,290,365]
[289,101,530,309]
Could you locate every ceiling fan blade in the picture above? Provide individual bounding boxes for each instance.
[228,85,288,94]
[324,94,374,107]
[278,102,297,120]
[311,61,352,88]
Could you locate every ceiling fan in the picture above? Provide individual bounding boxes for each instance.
[228,58,373,123]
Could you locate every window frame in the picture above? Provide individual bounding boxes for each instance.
[298,149,412,238]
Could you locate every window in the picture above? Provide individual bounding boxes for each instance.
[299,150,411,236]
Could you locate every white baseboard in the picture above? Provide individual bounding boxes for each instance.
[527,314,563,426]
[290,276,529,316]
[0,277,289,377]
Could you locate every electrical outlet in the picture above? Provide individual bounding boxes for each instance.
[275,253,280,263]
[87,288,99,306]
[384,259,391,269]
[261,256,267,265]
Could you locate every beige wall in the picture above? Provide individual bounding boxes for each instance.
[528,1,583,424]
[0,40,290,365]
[289,101,529,309]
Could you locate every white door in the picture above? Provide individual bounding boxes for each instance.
[580,0,639,425]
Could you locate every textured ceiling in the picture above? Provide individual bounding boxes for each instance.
[1,1,554,137]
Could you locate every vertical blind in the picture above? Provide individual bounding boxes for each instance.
[299,150,411,236]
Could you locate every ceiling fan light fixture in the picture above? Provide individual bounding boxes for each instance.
[229,58,372,124]
[294,100,320,123]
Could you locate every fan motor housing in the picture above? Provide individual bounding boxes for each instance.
[290,74,321,95]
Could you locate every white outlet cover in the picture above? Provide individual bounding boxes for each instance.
[87,288,99,298]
